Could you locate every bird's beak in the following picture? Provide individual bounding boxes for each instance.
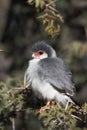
[32,53,40,58]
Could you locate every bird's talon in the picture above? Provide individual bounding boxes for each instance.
[39,106,50,113]
[39,101,54,113]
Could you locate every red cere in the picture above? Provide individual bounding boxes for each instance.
[35,51,44,57]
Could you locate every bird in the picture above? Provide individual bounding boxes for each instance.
[24,41,76,112]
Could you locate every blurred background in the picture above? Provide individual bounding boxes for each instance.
[0,0,87,110]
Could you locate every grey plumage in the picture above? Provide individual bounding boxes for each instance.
[38,57,75,95]
[24,41,75,106]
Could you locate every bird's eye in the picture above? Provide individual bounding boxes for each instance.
[33,51,44,57]
[38,51,44,55]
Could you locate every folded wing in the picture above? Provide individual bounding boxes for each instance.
[39,57,75,96]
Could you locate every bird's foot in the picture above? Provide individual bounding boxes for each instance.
[39,100,54,113]
[39,105,49,113]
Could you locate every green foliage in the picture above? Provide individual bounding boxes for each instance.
[39,103,87,130]
[27,0,63,37]
[39,103,77,130]
[82,103,87,115]
[0,79,87,130]
[0,79,24,125]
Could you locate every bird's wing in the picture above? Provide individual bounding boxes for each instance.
[39,57,75,95]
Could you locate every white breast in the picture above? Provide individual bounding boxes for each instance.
[27,59,58,99]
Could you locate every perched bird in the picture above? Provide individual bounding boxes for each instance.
[24,41,75,112]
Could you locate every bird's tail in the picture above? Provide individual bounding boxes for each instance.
[65,94,87,122]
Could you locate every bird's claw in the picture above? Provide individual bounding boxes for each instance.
[39,100,54,113]
[39,106,50,113]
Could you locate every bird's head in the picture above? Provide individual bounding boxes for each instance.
[32,41,56,59]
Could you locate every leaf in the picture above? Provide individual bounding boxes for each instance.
[35,0,40,8]
[40,0,45,9]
